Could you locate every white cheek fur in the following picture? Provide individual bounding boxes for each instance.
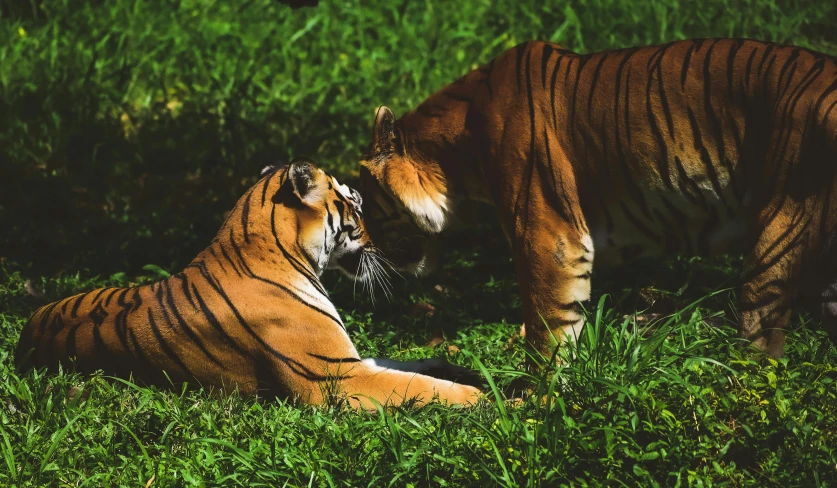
[405,194,447,234]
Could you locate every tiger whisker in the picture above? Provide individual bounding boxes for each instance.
[366,253,393,301]
[369,251,405,282]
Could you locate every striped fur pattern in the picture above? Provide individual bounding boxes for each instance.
[359,38,837,361]
[16,158,481,408]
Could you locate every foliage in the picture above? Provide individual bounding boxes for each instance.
[1,0,835,274]
[1,0,837,486]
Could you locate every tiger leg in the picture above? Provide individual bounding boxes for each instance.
[261,327,481,408]
[360,357,484,388]
[739,210,806,358]
[516,220,594,364]
[335,360,482,409]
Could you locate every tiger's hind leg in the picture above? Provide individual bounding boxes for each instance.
[739,208,808,358]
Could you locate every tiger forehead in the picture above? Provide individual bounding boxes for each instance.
[330,176,362,210]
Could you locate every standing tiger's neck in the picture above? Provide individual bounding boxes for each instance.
[397,66,495,211]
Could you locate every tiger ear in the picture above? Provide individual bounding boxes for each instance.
[288,157,320,203]
[372,106,396,156]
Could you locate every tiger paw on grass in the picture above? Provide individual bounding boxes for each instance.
[15,158,482,409]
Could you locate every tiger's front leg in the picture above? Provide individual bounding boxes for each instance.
[514,220,594,365]
[739,205,807,358]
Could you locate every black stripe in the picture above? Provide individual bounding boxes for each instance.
[146,308,194,377]
[161,279,225,367]
[268,208,328,297]
[759,51,779,98]
[673,155,708,210]
[190,283,247,354]
[207,246,228,275]
[129,288,144,313]
[70,294,85,318]
[261,167,277,206]
[745,211,812,281]
[90,287,110,304]
[550,54,564,129]
[811,78,837,121]
[103,288,121,307]
[91,322,114,370]
[127,327,158,383]
[111,289,133,354]
[568,55,591,131]
[744,46,759,88]
[541,44,554,88]
[680,40,703,87]
[686,107,728,211]
[651,45,676,140]
[515,42,529,92]
[179,274,198,309]
[241,188,253,244]
[772,49,801,112]
[515,48,538,238]
[725,39,744,98]
[307,353,361,364]
[586,53,610,114]
[65,322,84,359]
[221,240,246,277]
[646,53,673,190]
[60,296,73,315]
[542,127,577,227]
[756,44,777,76]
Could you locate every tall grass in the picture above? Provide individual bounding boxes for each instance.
[2,0,837,485]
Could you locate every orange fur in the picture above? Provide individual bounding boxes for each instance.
[360,39,837,362]
[16,159,481,408]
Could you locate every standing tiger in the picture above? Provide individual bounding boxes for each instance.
[16,158,482,408]
[358,38,837,363]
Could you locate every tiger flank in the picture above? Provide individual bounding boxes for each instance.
[16,158,482,408]
[358,39,837,364]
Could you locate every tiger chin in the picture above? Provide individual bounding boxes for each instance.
[15,158,482,409]
[359,38,837,365]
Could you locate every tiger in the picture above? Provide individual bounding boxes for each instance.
[15,158,482,408]
[358,38,837,364]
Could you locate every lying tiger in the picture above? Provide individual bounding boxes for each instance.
[358,38,837,362]
[16,158,481,408]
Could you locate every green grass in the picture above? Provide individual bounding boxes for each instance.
[2,0,837,485]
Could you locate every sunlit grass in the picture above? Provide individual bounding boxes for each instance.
[2,0,837,485]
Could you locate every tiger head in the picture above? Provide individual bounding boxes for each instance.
[258,157,384,284]
[359,106,448,276]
